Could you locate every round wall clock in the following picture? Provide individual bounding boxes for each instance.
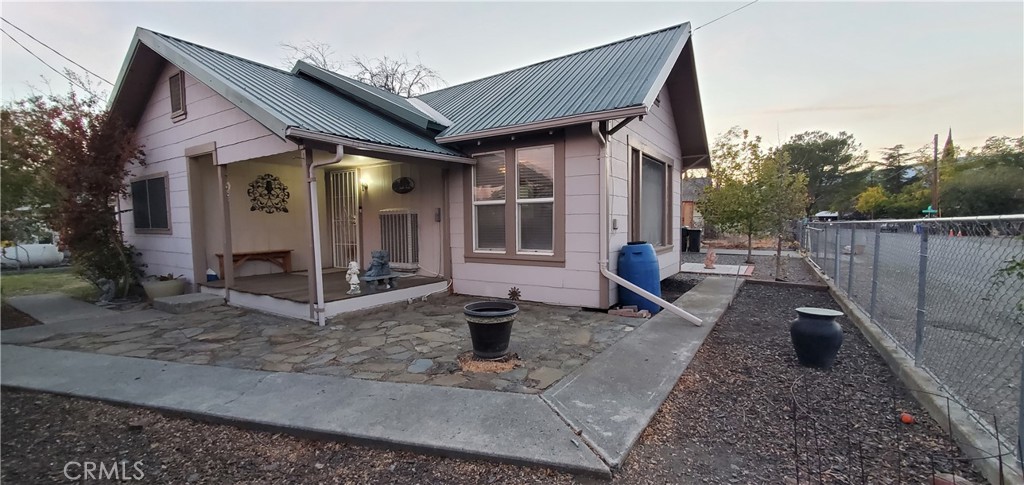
[392,176,415,194]
[247,173,290,213]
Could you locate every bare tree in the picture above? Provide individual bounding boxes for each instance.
[279,40,345,72]
[280,41,445,97]
[349,54,444,97]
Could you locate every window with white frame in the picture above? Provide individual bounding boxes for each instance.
[515,146,554,253]
[472,151,506,251]
[631,148,670,247]
[169,71,187,120]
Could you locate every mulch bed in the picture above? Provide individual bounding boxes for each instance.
[616,283,985,484]
[0,284,986,484]
[1,303,41,330]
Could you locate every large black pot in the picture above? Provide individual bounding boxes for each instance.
[464,301,519,359]
[789,307,845,369]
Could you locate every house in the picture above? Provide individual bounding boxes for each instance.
[109,23,710,325]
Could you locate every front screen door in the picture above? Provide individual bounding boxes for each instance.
[328,170,360,268]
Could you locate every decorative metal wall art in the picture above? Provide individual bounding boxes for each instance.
[392,176,415,194]
[247,174,290,213]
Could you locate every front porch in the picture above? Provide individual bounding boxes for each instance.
[185,143,458,325]
[200,271,448,321]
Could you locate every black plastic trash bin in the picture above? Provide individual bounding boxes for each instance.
[687,229,702,253]
[679,228,689,252]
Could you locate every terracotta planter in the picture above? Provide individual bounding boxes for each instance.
[789,307,844,369]
[464,301,519,359]
[141,278,186,301]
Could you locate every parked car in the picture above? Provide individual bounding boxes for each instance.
[879,221,899,233]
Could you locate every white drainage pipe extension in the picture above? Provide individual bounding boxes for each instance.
[593,121,702,327]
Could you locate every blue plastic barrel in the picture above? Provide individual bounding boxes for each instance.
[617,241,662,314]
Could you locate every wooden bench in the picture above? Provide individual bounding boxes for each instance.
[216,249,292,277]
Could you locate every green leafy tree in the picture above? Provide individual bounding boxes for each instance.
[875,144,918,195]
[699,127,807,264]
[1,102,59,242]
[779,131,862,217]
[855,186,889,218]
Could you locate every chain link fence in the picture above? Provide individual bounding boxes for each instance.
[804,215,1024,466]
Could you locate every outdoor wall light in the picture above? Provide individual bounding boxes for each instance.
[360,176,370,193]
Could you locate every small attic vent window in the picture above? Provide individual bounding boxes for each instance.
[653,96,661,108]
[169,71,186,120]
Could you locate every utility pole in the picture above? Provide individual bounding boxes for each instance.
[932,134,939,217]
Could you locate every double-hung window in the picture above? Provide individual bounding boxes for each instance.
[515,146,554,254]
[472,151,507,252]
[631,148,672,247]
[469,142,562,264]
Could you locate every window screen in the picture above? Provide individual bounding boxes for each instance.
[640,155,666,245]
[473,152,506,250]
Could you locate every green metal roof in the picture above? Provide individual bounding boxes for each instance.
[111,29,466,159]
[416,23,691,142]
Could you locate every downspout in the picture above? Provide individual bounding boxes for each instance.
[304,144,344,326]
[593,121,702,326]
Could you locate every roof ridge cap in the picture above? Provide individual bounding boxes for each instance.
[142,28,291,75]
[415,22,687,99]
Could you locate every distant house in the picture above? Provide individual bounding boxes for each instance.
[109,23,710,324]
[814,211,839,222]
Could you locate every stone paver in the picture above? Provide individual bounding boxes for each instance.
[11,295,640,393]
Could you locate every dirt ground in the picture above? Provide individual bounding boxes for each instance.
[1,283,984,484]
[1,303,40,330]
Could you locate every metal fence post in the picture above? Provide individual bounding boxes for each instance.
[914,228,929,365]
[1018,342,1024,471]
[1015,341,1024,470]
[834,225,841,281]
[847,225,856,295]
[869,224,881,321]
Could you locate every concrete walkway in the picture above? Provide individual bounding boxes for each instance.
[6,293,118,324]
[542,276,743,467]
[1,278,742,474]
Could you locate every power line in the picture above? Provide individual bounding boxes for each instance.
[1,28,92,92]
[695,0,760,31]
[1,17,113,85]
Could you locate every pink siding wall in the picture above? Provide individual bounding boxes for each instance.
[605,85,683,305]
[449,125,603,307]
[122,62,297,285]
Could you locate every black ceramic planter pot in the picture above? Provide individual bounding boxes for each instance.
[789,307,845,369]
[464,301,519,359]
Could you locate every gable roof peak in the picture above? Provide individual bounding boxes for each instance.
[416,22,689,100]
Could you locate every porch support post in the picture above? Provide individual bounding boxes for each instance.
[302,146,328,326]
[217,163,234,300]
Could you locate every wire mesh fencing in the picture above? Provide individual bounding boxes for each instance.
[805,215,1024,468]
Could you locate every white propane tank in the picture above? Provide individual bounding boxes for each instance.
[1,244,63,268]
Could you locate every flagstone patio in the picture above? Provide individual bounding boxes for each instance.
[22,295,641,393]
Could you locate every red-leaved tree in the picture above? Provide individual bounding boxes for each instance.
[24,90,146,298]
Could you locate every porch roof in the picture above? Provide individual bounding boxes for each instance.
[109,28,469,161]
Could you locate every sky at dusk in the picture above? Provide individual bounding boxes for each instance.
[2,1,1021,160]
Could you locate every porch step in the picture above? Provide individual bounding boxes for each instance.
[152,293,225,314]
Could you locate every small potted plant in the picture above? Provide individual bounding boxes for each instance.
[141,273,186,301]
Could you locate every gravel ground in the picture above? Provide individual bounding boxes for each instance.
[1,283,984,484]
[624,283,985,484]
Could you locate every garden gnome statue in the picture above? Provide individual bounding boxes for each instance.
[704,248,717,269]
[346,261,361,295]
